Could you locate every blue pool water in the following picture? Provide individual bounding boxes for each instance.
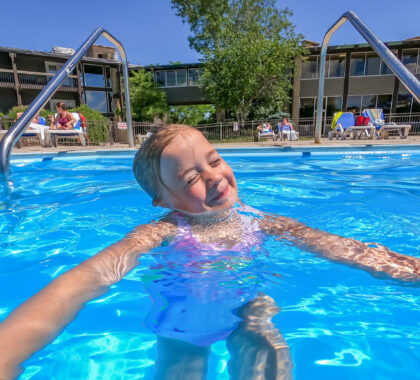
[0,146,419,379]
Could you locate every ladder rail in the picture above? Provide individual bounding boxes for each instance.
[315,11,420,143]
[0,27,134,175]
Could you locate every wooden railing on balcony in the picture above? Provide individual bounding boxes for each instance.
[0,69,78,91]
[0,70,15,87]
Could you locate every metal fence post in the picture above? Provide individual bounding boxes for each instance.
[219,122,223,142]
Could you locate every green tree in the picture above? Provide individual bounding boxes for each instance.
[171,0,305,124]
[168,104,215,125]
[129,69,168,121]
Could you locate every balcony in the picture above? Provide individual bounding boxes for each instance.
[0,70,15,88]
[18,72,78,91]
[0,69,78,92]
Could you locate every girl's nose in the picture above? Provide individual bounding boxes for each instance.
[204,169,222,187]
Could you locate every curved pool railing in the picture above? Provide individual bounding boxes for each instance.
[0,27,134,176]
[315,11,420,143]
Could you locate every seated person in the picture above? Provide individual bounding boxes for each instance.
[48,102,75,130]
[278,117,297,141]
[257,122,273,134]
[16,112,49,141]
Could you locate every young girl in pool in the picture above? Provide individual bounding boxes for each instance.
[0,124,419,380]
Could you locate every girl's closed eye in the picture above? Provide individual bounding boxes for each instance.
[210,157,221,166]
[187,173,199,185]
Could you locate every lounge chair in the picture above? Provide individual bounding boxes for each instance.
[46,113,86,147]
[257,123,276,142]
[16,117,48,148]
[328,112,375,140]
[362,108,411,139]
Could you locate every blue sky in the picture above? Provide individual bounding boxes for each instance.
[0,0,419,66]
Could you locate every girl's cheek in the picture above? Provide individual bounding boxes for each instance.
[186,183,206,200]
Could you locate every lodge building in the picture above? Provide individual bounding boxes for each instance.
[0,38,419,128]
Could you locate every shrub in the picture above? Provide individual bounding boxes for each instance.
[5,106,54,128]
[69,104,109,144]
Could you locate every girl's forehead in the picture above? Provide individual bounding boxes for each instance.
[163,132,212,158]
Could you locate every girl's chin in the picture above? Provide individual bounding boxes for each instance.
[174,197,239,216]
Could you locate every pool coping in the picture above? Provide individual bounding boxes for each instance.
[9,144,420,161]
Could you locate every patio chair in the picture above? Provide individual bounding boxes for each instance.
[46,113,86,147]
[257,123,276,142]
[328,112,375,140]
[278,123,299,141]
[362,108,411,139]
[16,116,48,148]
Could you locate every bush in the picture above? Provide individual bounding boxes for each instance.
[5,106,54,128]
[69,104,109,144]
[5,105,109,144]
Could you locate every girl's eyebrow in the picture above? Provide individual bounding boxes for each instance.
[206,149,218,159]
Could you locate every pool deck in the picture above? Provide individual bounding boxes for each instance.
[10,135,420,154]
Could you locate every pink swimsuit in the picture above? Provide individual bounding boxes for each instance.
[143,208,264,346]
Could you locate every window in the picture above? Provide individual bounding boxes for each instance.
[86,90,107,113]
[107,92,114,112]
[377,94,392,113]
[412,98,420,113]
[166,71,176,86]
[176,69,187,86]
[350,53,365,76]
[327,54,346,78]
[188,69,201,85]
[365,53,380,76]
[301,56,318,79]
[346,95,362,113]
[299,97,316,117]
[402,49,418,73]
[350,52,396,76]
[105,67,112,87]
[84,64,105,87]
[325,96,342,116]
[155,71,165,87]
[380,61,393,75]
[396,94,413,114]
[45,61,62,75]
[362,94,377,110]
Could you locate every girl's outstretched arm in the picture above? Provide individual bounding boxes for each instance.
[0,219,175,379]
[260,213,420,282]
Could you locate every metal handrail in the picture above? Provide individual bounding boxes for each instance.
[0,27,134,175]
[315,11,420,143]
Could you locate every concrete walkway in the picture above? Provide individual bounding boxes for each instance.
[10,135,420,154]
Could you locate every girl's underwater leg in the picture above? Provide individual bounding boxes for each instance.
[226,293,293,380]
[154,335,211,380]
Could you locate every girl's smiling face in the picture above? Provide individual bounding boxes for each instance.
[157,130,238,214]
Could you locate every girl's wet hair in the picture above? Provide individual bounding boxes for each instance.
[132,124,201,204]
[55,102,66,110]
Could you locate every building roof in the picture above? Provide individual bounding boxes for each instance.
[307,38,420,53]
[0,45,121,65]
[302,40,320,47]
